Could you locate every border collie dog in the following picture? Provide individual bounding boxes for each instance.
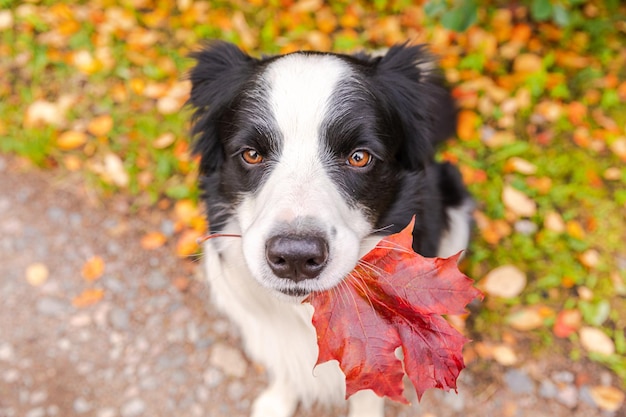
[189,41,472,417]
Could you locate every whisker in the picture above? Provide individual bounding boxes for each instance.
[347,271,376,314]
[343,274,373,322]
[369,224,396,234]
[375,239,415,254]
[357,259,408,301]
[336,280,350,310]
[357,259,385,276]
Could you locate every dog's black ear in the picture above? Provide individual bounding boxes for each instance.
[368,44,457,171]
[188,41,259,174]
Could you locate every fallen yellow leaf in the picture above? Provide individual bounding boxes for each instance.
[544,211,565,233]
[26,263,49,287]
[579,327,615,355]
[535,100,563,122]
[504,157,537,175]
[492,344,518,366]
[72,50,100,75]
[62,154,82,171]
[153,132,176,149]
[174,199,199,224]
[506,308,544,331]
[566,220,586,239]
[482,265,527,298]
[157,96,182,115]
[609,138,626,161]
[502,185,537,217]
[0,10,13,31]
[579,249,600,269]
[484,131,515,148]
[590,386,625,412]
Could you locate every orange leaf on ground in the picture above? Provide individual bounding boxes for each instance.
[72,288,105,308]
[555,50,590,69]
[474,211,511,245]
[87,114,114,137]
[510,23,531,43]
[457,110,478,141]
[526,176,553,194]
[57,130,88,150]
[553,309,582,338]
[176,229,203,257]
[141,231,167,250]
[513,53,542,73]
[81,256,105,281]
[618,81,626,100]
[567,101,587,125]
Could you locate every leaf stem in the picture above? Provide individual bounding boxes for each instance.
[196,233,242,244]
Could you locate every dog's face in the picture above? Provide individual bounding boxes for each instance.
[189,42,456,298]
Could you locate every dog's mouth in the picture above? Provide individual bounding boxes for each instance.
[278,286,311,297]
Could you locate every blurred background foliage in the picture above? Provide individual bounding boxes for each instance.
[1,0,625,385]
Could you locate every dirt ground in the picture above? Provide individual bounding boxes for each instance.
[0,155,623,417]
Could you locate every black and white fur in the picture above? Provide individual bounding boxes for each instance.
[189,41,473,417]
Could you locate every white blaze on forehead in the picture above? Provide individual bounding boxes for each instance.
[251,53,354,221]
[263,54,351,160]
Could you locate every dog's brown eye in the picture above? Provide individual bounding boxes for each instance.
[347,150,372,168]
[242,149,263,165]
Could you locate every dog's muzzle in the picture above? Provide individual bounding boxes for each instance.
[265,235,329,282]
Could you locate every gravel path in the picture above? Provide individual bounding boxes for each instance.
[0,156,623,417]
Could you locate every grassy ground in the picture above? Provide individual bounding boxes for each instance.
[1,0,625,385]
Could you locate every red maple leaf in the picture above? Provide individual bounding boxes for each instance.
[305,219,481,403]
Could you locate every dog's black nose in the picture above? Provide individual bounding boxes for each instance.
[265,235,328,282]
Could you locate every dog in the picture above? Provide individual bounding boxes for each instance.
[188,41,473,417]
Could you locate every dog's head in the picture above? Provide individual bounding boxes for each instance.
[189,41,456,297]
